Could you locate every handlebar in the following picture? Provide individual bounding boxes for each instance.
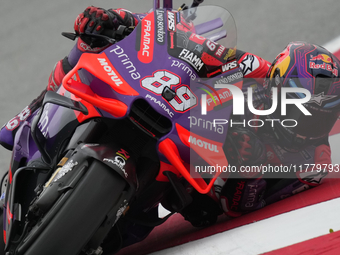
[62,25,133,47]
[101,25,134,41]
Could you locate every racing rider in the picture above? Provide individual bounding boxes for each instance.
[219,42,340,218]
[1,6,338,227]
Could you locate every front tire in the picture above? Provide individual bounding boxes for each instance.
[17,159,127,255]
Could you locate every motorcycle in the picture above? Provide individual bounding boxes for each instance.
[0,0,245,254]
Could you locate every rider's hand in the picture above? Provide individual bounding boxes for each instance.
[220,177,267,217]
[224,127,267,171]
[74,6,116,35]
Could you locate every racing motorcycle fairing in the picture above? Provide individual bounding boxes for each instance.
[31,91,88,165]
[61,5,242,194]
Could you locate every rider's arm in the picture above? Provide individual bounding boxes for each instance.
[236,50,271,83]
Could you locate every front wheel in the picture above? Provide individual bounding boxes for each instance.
[12,159,128,255]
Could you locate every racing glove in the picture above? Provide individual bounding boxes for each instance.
[220,177,267,217]
[74,6,137,47]
[224,126,267,172]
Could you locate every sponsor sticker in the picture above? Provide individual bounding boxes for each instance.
[155,9,165,45]
[178,49,204,72]
[137,14,155,63]
[167,11,176,32]
[221,60,238,72]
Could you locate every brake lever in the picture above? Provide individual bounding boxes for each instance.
[61,24,134,45]
[61,32,78,41]
[61,32,117,45]
[191,0,204,8]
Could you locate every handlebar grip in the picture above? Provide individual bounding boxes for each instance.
[80,25,131,46]
[101,25,133,41]
[101,29,116,39]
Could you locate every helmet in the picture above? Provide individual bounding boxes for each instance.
[264,41,340,152]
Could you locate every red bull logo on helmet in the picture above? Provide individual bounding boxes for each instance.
[310,54,335,64]
[309,54,338,76]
